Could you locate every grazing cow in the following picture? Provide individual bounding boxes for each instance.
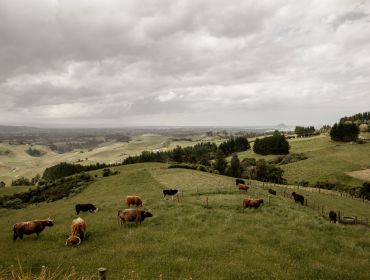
[235,179,245,185]
[329,211,337,223]
[75,203,98,215]
[243,198,264,209]
[126,195,143,207]
[13,218,54,241]
[117,209,153,225]
[292,192,304,205]
[65,217,86,246]
[238,184,250,192]
[163,189,178,198]
[268,189,277,195]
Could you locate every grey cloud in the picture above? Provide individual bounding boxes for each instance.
[1,0,370,127]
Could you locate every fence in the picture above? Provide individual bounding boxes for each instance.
[2,265,195,280]
[256,181,370,227]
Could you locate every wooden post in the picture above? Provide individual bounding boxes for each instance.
[338,210,341,223]
[177,194,180,203]
[10,265,15,280]
[355,216,358,224]
[206,196,208,208]
[196,186,198,193]
[268,195,270,206]
[40,265,46,280]
[305,199,308,206]
[98,268,107,280]
[284,190,286,198]
[321,206,324,216]
[131,270,136,280]
[160,274,163,280]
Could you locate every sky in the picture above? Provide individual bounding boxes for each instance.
[0,0,369,128]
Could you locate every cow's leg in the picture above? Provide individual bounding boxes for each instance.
[13,232,18,241]
[19,233,23,240]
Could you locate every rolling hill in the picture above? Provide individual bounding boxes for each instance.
[0,163,369,279]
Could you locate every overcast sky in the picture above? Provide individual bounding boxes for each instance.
[0,0,369,128]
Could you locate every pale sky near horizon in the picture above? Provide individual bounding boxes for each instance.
[0,0,369,128]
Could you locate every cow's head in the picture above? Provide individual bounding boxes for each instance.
[46,217,54,226]
[143,211,153,218]
[65,235,81,246]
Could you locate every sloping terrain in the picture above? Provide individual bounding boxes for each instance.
[0,163,369,279]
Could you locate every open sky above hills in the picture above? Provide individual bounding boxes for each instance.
[1,0,370,127]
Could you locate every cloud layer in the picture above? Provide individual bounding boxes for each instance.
[1,0,369,127]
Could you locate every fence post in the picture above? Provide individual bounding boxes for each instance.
[305,199,308,206]
[10,265,15,280]
[355,216,358,224]
[268,195,270,206]
[98,267,107,280]
[160,274,163,280]
[177,194,180,203]
[39,265,47,280]
[206,196,208,208]
[321,206,324,216]
[338,210,341,223]
[131,271,136,280]
[284,190,286,198]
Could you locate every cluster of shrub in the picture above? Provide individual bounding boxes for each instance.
[294,126,318,137]
[11,174,40,186]
[123,136,250,166]
[42,162,111,180]
[268,153,308,165]
[253,131,290,155]
[102,168,120,177]
[25,147,46,157]
[239,157,286,184]
[0,173,93,209]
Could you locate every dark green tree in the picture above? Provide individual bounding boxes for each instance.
[228,153,242,178]
[213,149,228,175]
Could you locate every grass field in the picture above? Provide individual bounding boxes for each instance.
[237,135,370,187]
[0,163,370,279]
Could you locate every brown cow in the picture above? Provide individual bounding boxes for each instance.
[13,218,54,241]
[65,217,86,246]
[117,209,153,225]
[243,198,264,209]
[238,184,250,192]
[126,195,143,207]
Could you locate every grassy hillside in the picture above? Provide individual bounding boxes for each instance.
[0,163,369,279]
[237,135,370,187]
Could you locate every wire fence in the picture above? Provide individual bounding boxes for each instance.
[255,181,370,227]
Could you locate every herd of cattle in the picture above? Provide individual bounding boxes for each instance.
[11,178,338,245]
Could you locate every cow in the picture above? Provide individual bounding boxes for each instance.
[117,209,153,225]
[163,189,178,198]
[126,195,143,207]
[75,203,98,215]
[238,184,249,192]
[65,217,86,246]
[243,198,264,209]
[268,189,277,195]
[329,211,337,223]
[235,179,245,185]
[292,192,304,205]
[13,218,54,241]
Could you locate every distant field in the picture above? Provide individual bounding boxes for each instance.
[237,135,370,187]
[346,169,370,181]
[0,134,221,185]
[0,163,369,279]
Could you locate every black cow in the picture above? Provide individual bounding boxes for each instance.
[291,192,304,205]
[268,189,277,195]
[163,189,178,198]
[329,211,337,223]
[75,203,98,215]
[235,179,245,185]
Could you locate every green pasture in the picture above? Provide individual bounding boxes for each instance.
[0,163,370,279]
[237,135,370,187]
